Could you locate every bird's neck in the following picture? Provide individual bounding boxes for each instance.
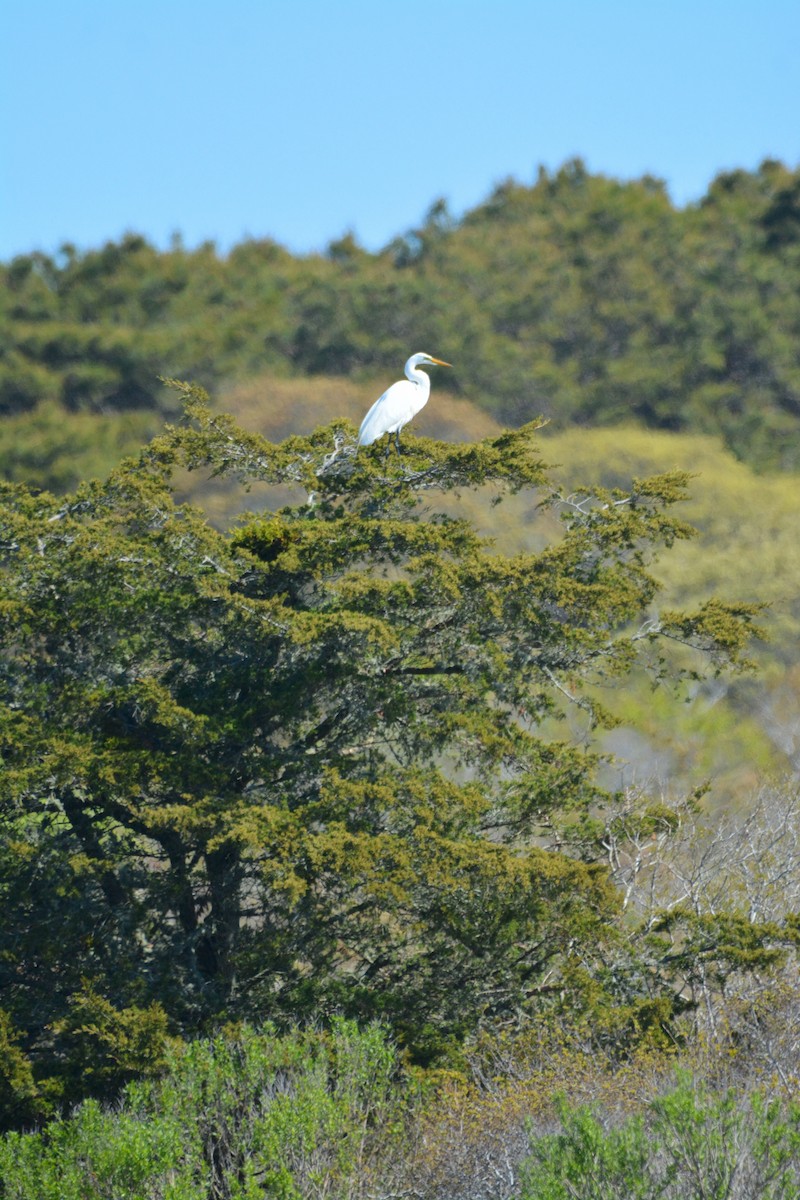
[405,362,429,389]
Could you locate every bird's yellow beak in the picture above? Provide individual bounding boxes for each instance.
[429,357,452,367]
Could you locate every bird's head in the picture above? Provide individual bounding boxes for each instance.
[410,352,452,369]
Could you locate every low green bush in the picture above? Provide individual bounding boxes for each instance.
[521,1072,800,1200]
[0,1020,409,1200]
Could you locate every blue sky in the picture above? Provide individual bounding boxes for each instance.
[2,0,799,261]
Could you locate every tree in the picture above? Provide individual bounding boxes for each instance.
[0,384,758,1112]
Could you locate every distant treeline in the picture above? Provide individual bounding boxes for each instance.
[2,158,800,468]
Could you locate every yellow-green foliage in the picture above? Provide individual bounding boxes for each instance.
[539,425,800,653]
[48,985,177,1105]
[534,426,800,802]
[0,401,162,493]
[0,1012,39,1126]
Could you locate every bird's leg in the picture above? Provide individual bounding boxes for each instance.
[393,431,403,456]
[383,435,392,461]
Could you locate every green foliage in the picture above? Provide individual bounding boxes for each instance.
[0,1102,191,1200]
[0,400,160,492]
[0,1021,406,1200]
[3,160,800,470]
[524,1104,653,1200]
[0,1012,40,1129]
[48,985,176,1106]
[521,1073,800,1199]
[0,389,759,1118]
[5,1027,800,1200]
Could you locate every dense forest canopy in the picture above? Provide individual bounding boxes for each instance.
[3,158,800,470]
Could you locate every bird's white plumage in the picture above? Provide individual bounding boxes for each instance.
[358,352,451,448]
[359,379,423,443]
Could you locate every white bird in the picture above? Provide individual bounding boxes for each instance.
[358,352,452,454]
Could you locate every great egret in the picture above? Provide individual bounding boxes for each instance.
[358,352,451,454]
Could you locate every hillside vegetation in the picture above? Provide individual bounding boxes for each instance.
[3,158,800,471]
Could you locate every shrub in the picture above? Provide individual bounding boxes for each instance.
[521,1073,800,1200]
